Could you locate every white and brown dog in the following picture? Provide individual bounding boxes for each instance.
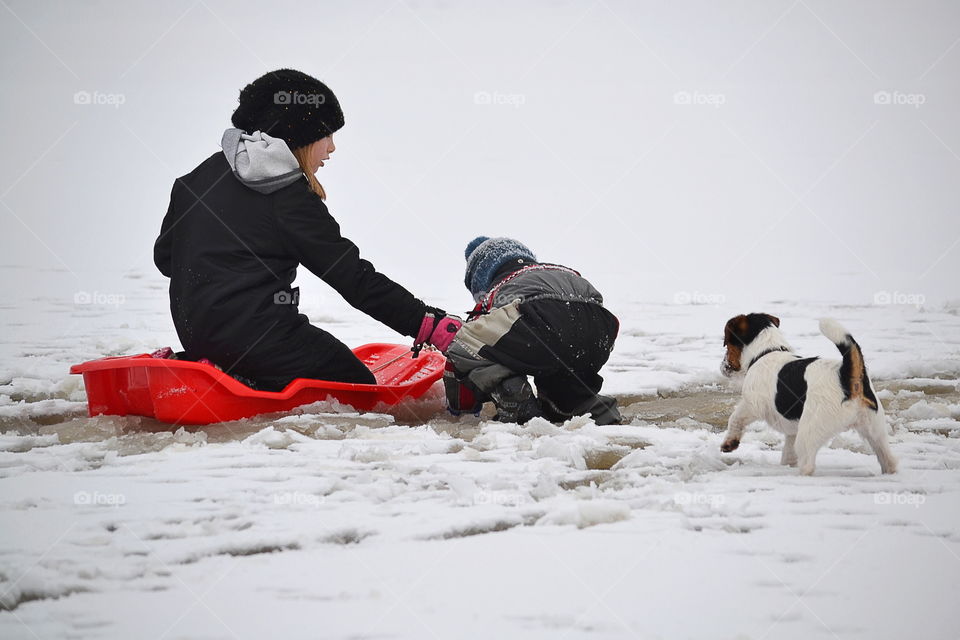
[719,313,897,475]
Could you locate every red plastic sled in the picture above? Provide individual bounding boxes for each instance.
[70,343,445,425]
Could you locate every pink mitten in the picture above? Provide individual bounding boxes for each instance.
[414,310,463,355]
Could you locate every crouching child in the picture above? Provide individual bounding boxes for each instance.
[445,237,621,425]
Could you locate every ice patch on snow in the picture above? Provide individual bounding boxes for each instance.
[900,399,960,420]
[242,426,312,450]
[0,431,59,452]
[536,500,630,529]
[904,418,960,433]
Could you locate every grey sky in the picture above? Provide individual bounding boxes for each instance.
[1,0,957,310]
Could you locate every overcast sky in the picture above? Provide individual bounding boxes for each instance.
[1,0,957,314]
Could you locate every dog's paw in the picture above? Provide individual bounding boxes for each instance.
[720,438,740,453]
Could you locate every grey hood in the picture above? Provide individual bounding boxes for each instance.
[220,128,303,194]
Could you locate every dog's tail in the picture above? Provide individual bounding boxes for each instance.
[819,318,878,410]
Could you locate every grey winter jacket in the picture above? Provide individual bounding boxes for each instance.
[481,263,604,312]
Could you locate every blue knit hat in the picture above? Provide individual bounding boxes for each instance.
[464,236,537,300]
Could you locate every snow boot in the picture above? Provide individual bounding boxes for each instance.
[443,361,486,416]
[490,375,541,424]
[540,394,622,426]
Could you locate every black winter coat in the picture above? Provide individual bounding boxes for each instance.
[154,152,426,383]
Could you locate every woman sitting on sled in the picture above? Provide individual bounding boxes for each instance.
[154,69,459,390]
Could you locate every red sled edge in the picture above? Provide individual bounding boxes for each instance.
[69,343,445,425]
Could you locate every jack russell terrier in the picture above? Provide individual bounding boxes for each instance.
[720,313,896,475]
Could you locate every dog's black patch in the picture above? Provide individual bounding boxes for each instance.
[775,357,818,421]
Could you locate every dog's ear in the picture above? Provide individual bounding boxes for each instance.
[764,314,780,328]
[723,315,748,372]
[724,315,748,346]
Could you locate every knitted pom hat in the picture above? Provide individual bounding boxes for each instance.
[463,236,537,300]
[231,69,344,150]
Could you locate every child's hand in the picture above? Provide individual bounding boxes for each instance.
[414,309,463,355]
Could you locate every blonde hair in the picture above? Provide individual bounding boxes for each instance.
[291,145,327,200]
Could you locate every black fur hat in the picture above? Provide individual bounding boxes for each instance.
[231,69,345,149]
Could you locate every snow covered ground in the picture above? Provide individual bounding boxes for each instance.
[2,267,960,639]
